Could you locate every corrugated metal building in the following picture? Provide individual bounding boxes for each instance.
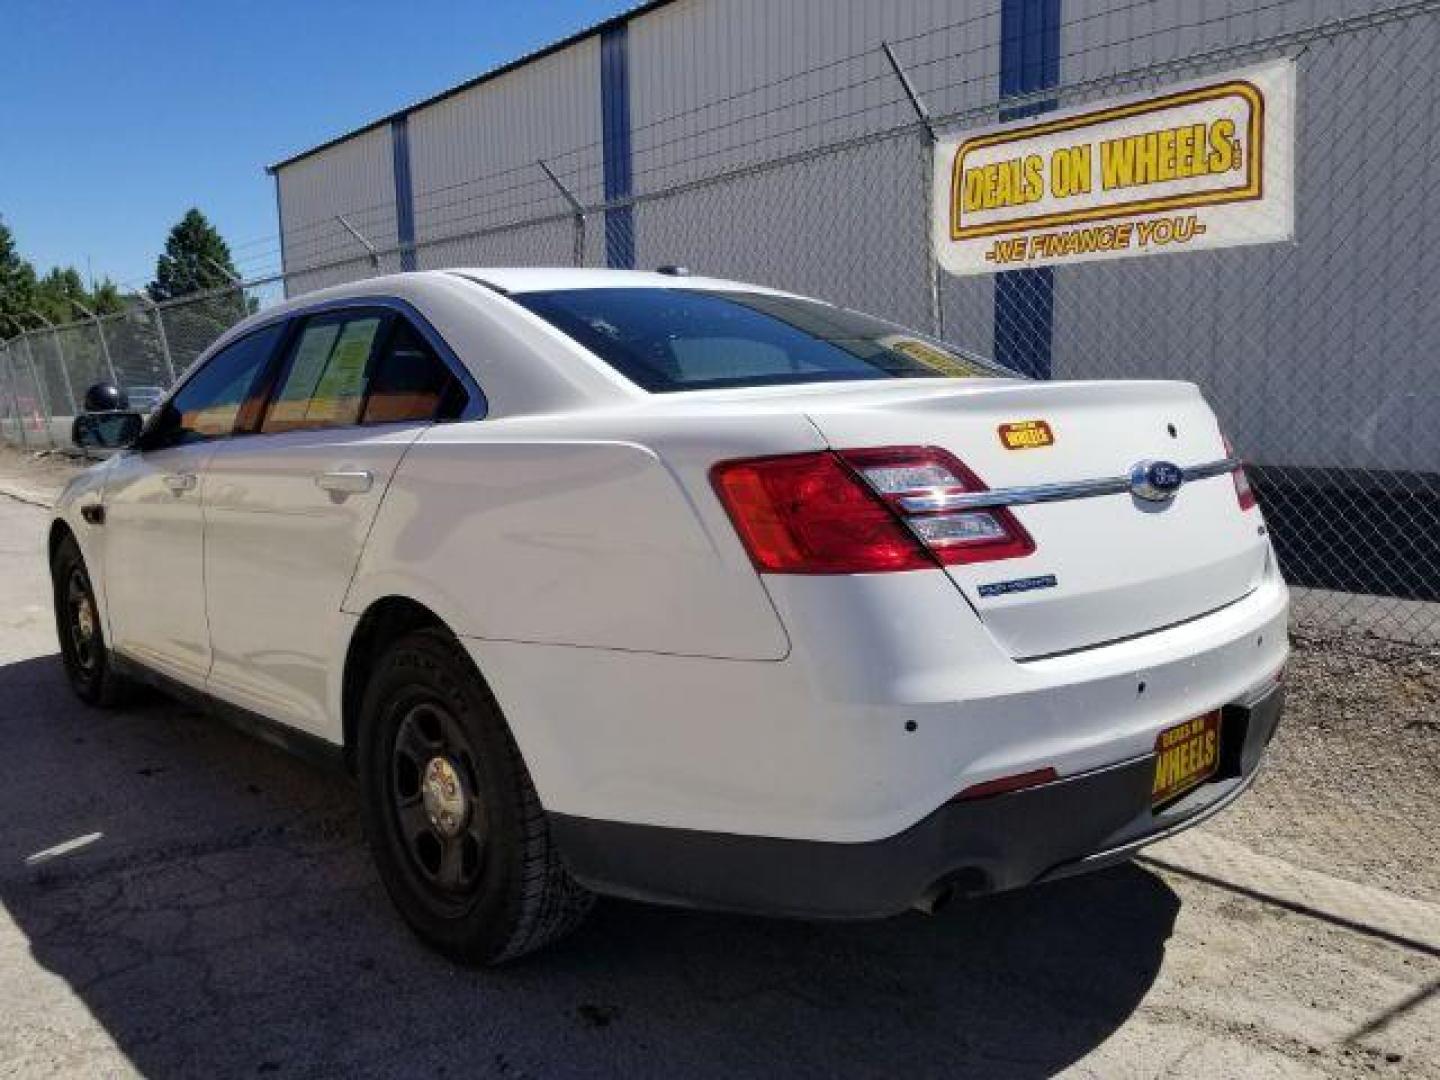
[267,0,1006,311]
[266,0,1437,554]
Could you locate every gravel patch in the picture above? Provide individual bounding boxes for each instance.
[1209,630,1440,903]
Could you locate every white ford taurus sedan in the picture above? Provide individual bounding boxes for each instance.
[51,268,1287,962]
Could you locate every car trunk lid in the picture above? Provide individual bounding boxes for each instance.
[802,379,1269,658]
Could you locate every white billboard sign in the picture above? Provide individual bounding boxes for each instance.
[933,60,1295,275]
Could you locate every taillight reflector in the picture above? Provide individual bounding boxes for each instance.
[1223,436,1258,511]
[840,447,1035,566]
[711,446,1034,574]
[956,767,1059,801]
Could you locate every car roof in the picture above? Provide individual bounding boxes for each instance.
[192,267,809,405]
[442,267,795,296]
[206,269,798,351]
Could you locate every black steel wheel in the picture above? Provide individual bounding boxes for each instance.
[387,699,490,908]
[51,533,129,707]
[64,565,100,677]
[358,627,593,963]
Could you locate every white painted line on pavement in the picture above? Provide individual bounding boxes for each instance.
[25,832,104,866]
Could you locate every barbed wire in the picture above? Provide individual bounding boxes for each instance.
[264,0,1340,256]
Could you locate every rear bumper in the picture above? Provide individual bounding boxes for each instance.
[552,682,1284,918]
[470,569,1289,845]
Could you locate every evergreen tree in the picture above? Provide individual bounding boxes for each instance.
[0,216,38,338]
[33,266,89,322]
[147,208,241,301]
[89,279,124,315]
[0,218,124,335]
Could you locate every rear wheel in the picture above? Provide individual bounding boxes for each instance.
[357,628,593,964]
[51,534,130,707]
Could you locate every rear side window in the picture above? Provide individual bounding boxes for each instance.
[362,318,465,424]
[152,322,286,446]
[511,288,1006,392]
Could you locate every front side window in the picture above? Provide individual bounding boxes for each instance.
[147,322,285,447]
[264,312,385,433]
[261,309,468,433]
[511,288,1008,392]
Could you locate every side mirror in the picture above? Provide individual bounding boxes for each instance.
[72,411,143,451]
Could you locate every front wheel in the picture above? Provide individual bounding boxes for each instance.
[357,628,593,964]
[51,534,130,707]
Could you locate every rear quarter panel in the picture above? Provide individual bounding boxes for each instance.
[345,412,823,660]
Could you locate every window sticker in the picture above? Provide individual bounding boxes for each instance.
[268,322,341,427]
[878,335,994,378]
[307,317,380,423]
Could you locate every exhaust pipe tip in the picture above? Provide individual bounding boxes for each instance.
[913,868,990,915]
[913,884,955,916]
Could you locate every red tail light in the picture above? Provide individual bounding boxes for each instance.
[711,447,1034,574]
[1223,436,1258,511]
[710,453,932,573]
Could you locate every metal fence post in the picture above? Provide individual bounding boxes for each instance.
[72,299,121,388]
[0,343,9,447]
[10,341,32,450]
[881,41,944,340]
[0,342,24,449]
[202,256,250,322]
[336,215,382,272]
[19,333,57,449]
[538,159,589,267]
[28,310,78,416]
[132,292,178,384]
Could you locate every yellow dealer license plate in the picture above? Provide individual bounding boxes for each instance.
[1152,711,1221,807]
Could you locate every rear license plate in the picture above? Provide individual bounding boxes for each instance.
[1152,711,1221,807]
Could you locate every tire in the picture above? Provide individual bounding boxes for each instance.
[51,533,130,708]
[357,627,594,964]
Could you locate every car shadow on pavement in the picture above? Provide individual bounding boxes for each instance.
[0,653,1180,1079]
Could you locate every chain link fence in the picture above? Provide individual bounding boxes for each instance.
[2,0,1436,646]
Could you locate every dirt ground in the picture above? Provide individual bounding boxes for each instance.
[0,445,89,504]
[1209,630,1439,903]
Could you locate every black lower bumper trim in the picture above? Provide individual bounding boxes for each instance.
[550,684,1285,919]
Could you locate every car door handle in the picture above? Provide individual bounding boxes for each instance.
[162,473,197,493]
[315,469,374,495]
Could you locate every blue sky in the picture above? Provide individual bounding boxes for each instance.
[0,0,630,292]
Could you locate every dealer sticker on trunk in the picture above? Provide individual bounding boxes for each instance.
[999,419,1054,449]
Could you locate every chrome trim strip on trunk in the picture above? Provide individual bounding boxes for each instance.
[896,457,1241,513]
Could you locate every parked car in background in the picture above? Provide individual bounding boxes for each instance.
[50,268,1288,964]
[125,385,166,414]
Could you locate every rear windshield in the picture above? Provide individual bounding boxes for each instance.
[511,288,1007,392]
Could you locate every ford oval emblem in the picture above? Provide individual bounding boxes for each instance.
[1129,459,1185,502]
